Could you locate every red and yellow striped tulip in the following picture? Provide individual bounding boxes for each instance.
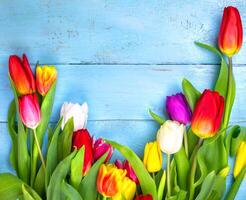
[9,54,35,95]
[191,90,224,138]
[97,164,126,197]
[36,65,57,96]
[218,6,243,57]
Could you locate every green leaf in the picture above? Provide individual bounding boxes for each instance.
[78,152,108,200]
[230,126,245,157]
[7,100,18,173]
[148,109,165,125]
[45,118,63,189]
[225,125,240,155]
[0,173,41,200]
[157,170,166,200]
[58,117,74,161]
[187,128,199,157]
[182,78,201,111]
[31,81,57,185]
[61,180,83,200]
[22,184,35,200]
[47,150,77,200]
[174,146,190,190]
[34,166,45,197]
[9,77,30,184]
[107,140,158,200]
[70,146,85,189]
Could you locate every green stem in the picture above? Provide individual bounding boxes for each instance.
[152,172,156,183]
[222,57,233,137]
[33,128,46,172]
[188,139,203,200]
[102,196,107,200]
[184,128,189,157]
[225,166,246,200]
[167,154,171,197]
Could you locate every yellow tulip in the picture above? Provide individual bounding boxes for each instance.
[233,141,246,178]
[112,176,136,200]
[143,141,162,173]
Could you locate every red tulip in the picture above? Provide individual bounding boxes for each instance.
[191,90,224,138]
[72,129,93,175]
[9,54,35,95]
[18,94,41,129]
[135,194,153,200]
[218,6,243,57]
[93,138,113,163]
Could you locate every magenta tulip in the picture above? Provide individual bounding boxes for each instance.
[93,138,113,163]
[166,93,192,125]
[18,94,41,129]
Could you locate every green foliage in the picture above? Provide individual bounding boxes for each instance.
[148,108,165,124]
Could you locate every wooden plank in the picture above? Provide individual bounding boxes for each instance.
[1,64,246,122]
[0,121,245,200]
[0,0,246,64]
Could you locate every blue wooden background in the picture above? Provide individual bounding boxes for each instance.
[0,0,245,199]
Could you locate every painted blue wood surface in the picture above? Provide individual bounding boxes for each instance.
[0,0,246,199]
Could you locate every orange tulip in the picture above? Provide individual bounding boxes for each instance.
[9,54,35,95]
[218,6,243,57]
[191,90,224,138]
[36,65,57,96]
[97,164,126,197]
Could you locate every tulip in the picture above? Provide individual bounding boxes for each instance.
[9,54,35,95]
[18,94,41,129]
[218,6,243,57]
[135,194,153,200]
[143,141,162,173]
[93,138,113,163]
[112,176,136,200]
[60,102,88,131]
[191,90,224,139]
[233,141,246,177]
[36,65,57,96]
[157,120,185,154]
[115,160,139,184]
[166,93,192,125]
[97,164,126,197]
[72,129,93,175]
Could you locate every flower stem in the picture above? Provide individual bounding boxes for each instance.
[33,128,46,171]
[167,154,171,197]
[222,56,233,137]
[102,196,107,200]
[152,172,156,183]
[188,139,203,200]
[183,128,189,157]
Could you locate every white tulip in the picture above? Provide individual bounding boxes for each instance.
[157,120,185,154]
[60,102,88,131]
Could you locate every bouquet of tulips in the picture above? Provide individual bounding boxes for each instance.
[0,5,246,200]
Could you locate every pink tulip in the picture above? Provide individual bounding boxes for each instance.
[93,138,113,163]
[18,94,41,129]
[115,159,139,184]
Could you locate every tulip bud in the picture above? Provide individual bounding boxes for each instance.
[191,90,224,139]
[157,120,185,154]
[166,93,192,125]
[93,138,113,163]
[115,160,139,184]
[135,194,153,200]
[36,65,57,96]
[112,176,136,200]
[97,164,126,197]
[72,129,93,175]
[233,141,246,177]
[60,102,88,132]
[9,54,36,95]
[218,6,243,57]
[18,94,41,129]
[143,141,162,173]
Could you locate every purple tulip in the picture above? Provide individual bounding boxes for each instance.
[166,93,192,125]
[115,159,139,184]
[93,138,113,163]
